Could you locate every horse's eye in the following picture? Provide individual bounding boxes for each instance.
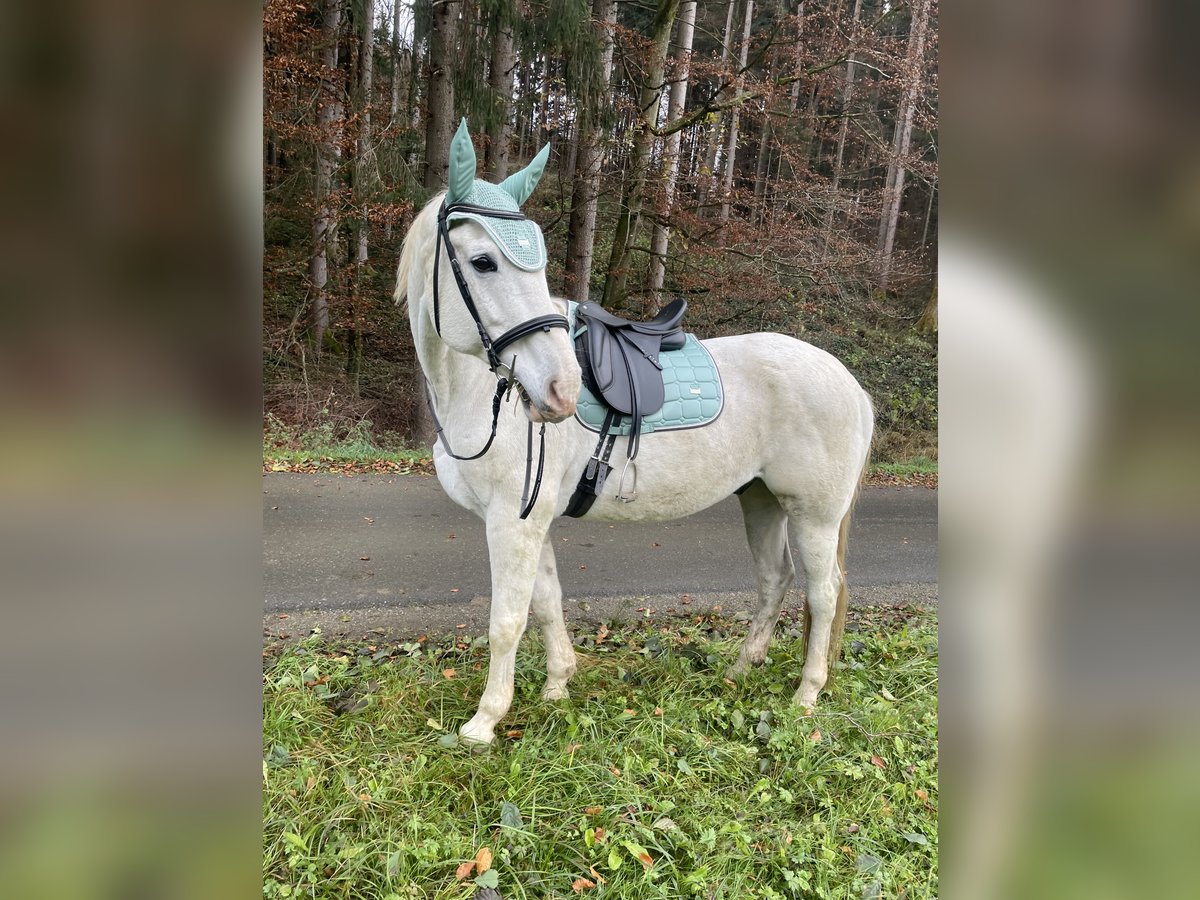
[470,255,497,273]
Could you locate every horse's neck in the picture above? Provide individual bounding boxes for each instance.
[413,301,494,415]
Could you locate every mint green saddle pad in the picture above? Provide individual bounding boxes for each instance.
[568,301,725,436]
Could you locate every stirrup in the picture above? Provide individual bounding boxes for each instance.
[615,458,638,502]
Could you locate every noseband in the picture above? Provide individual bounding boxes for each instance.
[426,201,570,519]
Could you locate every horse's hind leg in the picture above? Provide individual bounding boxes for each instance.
[530,538,576,701]
[729,480,795,677]
[790,518,842,707]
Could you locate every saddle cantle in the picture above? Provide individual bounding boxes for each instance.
[565,298,721,518]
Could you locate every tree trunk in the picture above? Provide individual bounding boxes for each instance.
[390,0,403,120]
[355,0,374,271]
[486,3,518,178]
[830,0,862,197]
[563,0,618,301]
[309,0,345,353]
[645,0,697,303]
[423,0,458,190]
[698,0,738,210]
[915,282,937,335]
[877,0,930,291]
[752,109,770,201]
[601,0,682,310]
[348,0,375,393]
[717,0,754,223]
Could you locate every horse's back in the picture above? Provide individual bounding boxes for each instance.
[703,331,874,504]
[703,331,872,422]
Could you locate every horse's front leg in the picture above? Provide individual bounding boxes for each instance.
[460,513,546,745]
[531,538,576,701]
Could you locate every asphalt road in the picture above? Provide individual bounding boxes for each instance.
[263,474,936,639]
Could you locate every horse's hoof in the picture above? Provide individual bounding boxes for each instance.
[725,663,747,681]
[459,719,495,746]
[791,687,820,709]
[541,683,569,701]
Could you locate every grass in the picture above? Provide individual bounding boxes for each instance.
[263,415,432,475]
[263,419,937,485]
[868,457,938,480]
[263,607,938,899]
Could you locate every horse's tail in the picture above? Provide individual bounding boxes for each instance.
[828,475,861,668]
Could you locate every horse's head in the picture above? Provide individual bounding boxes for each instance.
[399,120,580,423]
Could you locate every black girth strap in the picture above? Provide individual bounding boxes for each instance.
[426,200,570,519]
[563,408,620,518]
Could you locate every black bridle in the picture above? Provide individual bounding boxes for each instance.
[426,200,570,519]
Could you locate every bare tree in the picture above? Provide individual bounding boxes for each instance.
[309,0,345,353]
[486,1,519,178]
[423,0,459,189]
[601,0,681,309]
[718,0,754,223]
[830,0,862,198]
[355,0,375,272]
[563,0,618,301]
[390,0,403,119]
[878,0,931,290]
[697,0,738,208]
[646,0,697,302]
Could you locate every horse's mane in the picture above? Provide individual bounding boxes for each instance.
[393,192,446,310]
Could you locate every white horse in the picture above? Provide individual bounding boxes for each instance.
[395,121,875,745]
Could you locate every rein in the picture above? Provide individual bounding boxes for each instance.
[426,201,569,519]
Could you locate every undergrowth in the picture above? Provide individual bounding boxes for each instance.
[263,608,938,898]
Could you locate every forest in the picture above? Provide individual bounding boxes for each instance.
[263,0,938,461]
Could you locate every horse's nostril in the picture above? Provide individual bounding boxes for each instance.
[546,377,577,417]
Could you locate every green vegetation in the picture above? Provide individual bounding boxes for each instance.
[263,414,430,473]
[263,608,938,898]
[870,457,938,479]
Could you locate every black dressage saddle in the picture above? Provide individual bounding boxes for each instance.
[564,298,688,517]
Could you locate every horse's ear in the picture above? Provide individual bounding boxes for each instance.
[497,139,550,207]
[447,118,476,203]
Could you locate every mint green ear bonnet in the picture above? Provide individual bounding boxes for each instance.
[445,119,550,272]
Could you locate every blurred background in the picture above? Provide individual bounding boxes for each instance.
[0,0,1197,896]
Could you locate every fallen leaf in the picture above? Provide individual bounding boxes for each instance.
[359,556,370,561]
[809,729,822,742]
[654,707,663,716]
[450,588,460,593]
[589,865,607,884]
[572,878,596,893]
[567,743,584,754]
[455,861,475,881]
[871,754,887,769]
[505,729,524,740]
[623,708,636,717]
[584,805,602,815]
[594,827,606,843]
[442,668,457,679]
[475,846,493,873]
